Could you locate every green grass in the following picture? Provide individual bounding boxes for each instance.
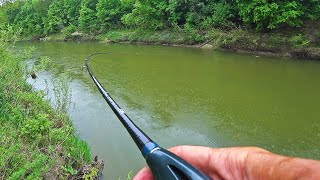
[0,33,93,179]
[98,29,206,45]
[206,26,320,60]
[97,24,320,60]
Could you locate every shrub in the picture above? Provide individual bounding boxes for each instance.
[21,114,53,140]
[237,0,305,31]
[202,2,235,29]
[290,34,310,48]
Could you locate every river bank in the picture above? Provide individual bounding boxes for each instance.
[31,23,320,60]
[0,41,103,178]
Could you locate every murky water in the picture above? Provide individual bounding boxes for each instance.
[20,42,320,179]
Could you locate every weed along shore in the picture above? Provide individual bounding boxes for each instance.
[0,37,103,178]
[28,24,320,60]
[93,26,320,60]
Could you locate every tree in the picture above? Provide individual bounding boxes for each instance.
[166,0,236,29]
[167,0,207,28]
[201,1,236,29]
[96,0,131,31]
[0,1,22,25]
[1,0,319,35]
[302,0,320,20]
[237,0,306,31]
[78,0,98,33]
[44,0,66,34]
[13,0,49,36]
[64,0,82,26]
[122,0,168,30]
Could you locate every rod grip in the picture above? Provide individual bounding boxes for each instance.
[146,148,211,180]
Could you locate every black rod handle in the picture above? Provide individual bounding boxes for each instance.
[146,148,211,180]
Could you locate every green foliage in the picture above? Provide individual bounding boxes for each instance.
[184,26,205,43]
[44,0,66,34]
[236,0,312,31]
[36,56,53,71]
[61,24,77,39]
[167,0,199,27]
[83,167,98,180]
[122,0,167,30]
[62,165,78,175]
[127,171,133,180]
[79,0,98,33]
[290,34,311,48]
[1,0,320,36]
[166,0,234,30]
[13,0,51,36]
[102,29,205,44]
[0,24,21,42]
[302,0,320,20]
[0,28,92,178]
[202,1,236,28]
[64,0,82,26]
[97,0,132,31]
[0,1,22,24]
[52,75,72,113]
[21,114,53,140]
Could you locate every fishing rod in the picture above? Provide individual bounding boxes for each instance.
[86,53,210,180]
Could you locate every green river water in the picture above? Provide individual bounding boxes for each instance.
[20,42,320,179]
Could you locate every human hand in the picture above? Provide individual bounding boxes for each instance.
[133,146,320,180]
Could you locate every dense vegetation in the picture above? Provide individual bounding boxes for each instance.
[0,0,319,36]
[0,0,319,59]
[0,27,101,179]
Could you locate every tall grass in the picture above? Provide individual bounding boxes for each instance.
[0,26,93,179]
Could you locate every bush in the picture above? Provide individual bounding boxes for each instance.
[44,0,65,34]
[78,0,98,33]
[237,0,308,31]
[122,0,167,30]
[21,114,53,140]
[202,2,235,29]
[61,24,77,39]
[290,34,310,48]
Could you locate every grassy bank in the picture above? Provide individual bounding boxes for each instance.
[0,36,101,178]
[99,25,320,60]
[207,22,320,60]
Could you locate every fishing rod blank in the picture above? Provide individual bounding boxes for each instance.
[86,53,211,180]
